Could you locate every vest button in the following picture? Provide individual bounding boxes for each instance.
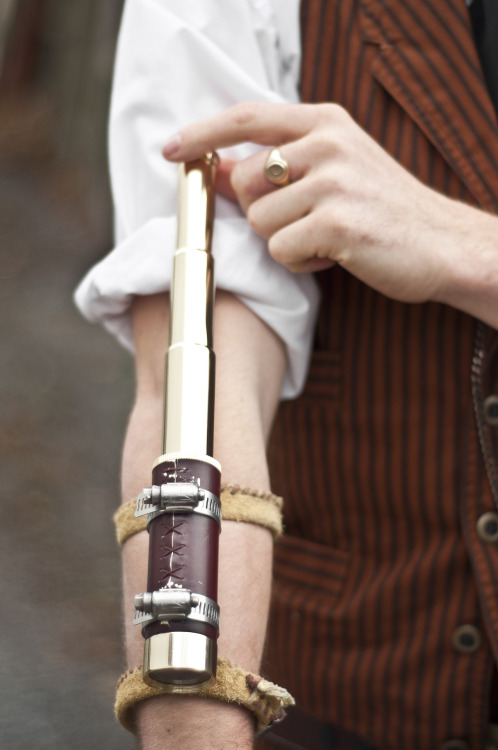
[477,512,498,543]
[452,624,482,654]
[438,742,470,750]
[484,395,498,426]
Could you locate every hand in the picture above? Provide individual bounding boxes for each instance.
[163,101,461,304]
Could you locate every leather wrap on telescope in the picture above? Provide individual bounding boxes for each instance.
[144,457,220,641]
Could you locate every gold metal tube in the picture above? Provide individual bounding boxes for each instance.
[137,155,221,690]
[162,154,218,457]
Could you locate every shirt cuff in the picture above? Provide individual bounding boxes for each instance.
[74,213,319,399]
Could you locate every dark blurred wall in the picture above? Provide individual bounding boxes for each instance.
[0,0,124,239]
[0,3,137,749]
[39,0,124,237]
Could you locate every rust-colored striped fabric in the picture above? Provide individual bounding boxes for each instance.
[261,1,498,749]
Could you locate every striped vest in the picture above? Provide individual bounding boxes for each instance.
[264,1,498,748]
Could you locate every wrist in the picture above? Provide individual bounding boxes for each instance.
[432,197,498,326]
[135,694,254,750]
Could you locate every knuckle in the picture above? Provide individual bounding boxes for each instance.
[316,102,349,125]
[310,169,338,196]
[268,235,286,265]
[324,210,346,244]
[307,130,333,158]
[230,163,245,194]
[230,102,257,127]
[246,203,261,232]
[231,159,264,204]
[334,246,352,267]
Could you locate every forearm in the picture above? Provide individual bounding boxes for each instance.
[121,291,286,749]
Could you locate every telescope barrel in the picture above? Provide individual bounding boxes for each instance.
[134,154,221,692]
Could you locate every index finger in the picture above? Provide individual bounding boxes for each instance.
[162,102,317,161]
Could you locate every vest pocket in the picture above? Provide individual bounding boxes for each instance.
[272,533,350,614]
[266,534,351,699]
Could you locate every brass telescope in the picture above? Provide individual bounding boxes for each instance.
[133,154,221,691]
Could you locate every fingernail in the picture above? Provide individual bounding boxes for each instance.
[162,133,182,158]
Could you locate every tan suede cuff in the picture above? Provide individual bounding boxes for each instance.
[113,485,283,545]
[115,658,294,735]
[221,485,283,538]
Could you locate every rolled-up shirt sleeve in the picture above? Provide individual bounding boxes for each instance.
[74,0,319,399]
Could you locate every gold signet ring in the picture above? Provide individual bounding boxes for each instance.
[264,148,290,186]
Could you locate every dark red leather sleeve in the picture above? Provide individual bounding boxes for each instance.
[144,457,220,641]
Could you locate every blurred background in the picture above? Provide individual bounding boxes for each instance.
[0,1,137,747]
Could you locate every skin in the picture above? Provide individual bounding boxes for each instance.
[125,101,497,748]
[163,101,498,329]
[122,291,285,749]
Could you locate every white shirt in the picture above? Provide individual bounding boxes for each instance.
[74,0,319,398]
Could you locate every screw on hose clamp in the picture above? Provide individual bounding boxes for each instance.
[135,483,201,516]
[134,589,195,621]
[133,589,220,634]
[135,482,221,526]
